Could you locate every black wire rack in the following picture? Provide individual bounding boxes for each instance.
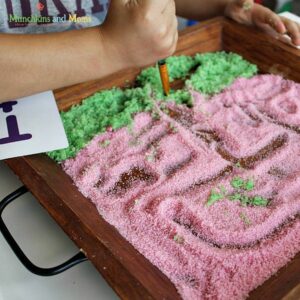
[0,186,87,276]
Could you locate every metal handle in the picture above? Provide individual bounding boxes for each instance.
[0,186,87,276]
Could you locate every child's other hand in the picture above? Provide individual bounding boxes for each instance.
[101,0,178,69]
[225,0,300,46]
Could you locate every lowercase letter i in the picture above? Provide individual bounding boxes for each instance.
[0,101,32,145]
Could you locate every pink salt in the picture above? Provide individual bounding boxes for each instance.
[63,75,300,300]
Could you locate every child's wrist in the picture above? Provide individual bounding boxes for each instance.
[98,26,131,72]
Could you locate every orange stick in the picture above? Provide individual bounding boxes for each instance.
[158,59,170,96]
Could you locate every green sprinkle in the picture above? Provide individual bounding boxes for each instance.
[231,177,255,191]
[229,193,268,207]
[173,234,185,244]
[206,185,228,207]
[229,193,242,201]
[208,175,268,208]
[251,196,268,207]
[206,189,224,206]
[240,195,251,206]
[244,179,254,191]
[231,177,245,189]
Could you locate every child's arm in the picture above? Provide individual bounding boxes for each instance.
[0,28,119,102]
[175,0,300,46]
[0,0,178,103]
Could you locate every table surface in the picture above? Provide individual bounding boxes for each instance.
[0,161,119,300]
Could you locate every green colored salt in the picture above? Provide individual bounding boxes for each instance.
[244,179,254,191]
[209,177,268,208]
[206,188,226,207]
[231,177,245,189]
[48,87,152,161]
[48,52,258,162]
[251,196,268,207]
[230,177,255,191]
[187,52,257,95]
[229,193,242,201]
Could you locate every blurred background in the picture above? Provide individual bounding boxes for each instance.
[260,0,300,13]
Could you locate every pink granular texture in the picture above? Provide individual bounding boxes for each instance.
[63,75,300,300]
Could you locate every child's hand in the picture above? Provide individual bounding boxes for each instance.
[101,0,178,69]
[225,0,300,46]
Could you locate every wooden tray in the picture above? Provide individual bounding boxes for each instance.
[5,17,300,300]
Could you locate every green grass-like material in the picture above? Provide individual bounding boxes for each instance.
[188,52,257,94]
[48,52,257,162]
[206,177,269,208]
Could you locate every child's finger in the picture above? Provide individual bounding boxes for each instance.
[266,13,286,34]
[281,17,300,46]
[169,26,179,54]
[253,5,286,34]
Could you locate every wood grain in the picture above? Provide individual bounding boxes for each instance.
[248,253,300,300]
[223,19,300,82]
[282,284,300,300]
[4,17,300,300]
